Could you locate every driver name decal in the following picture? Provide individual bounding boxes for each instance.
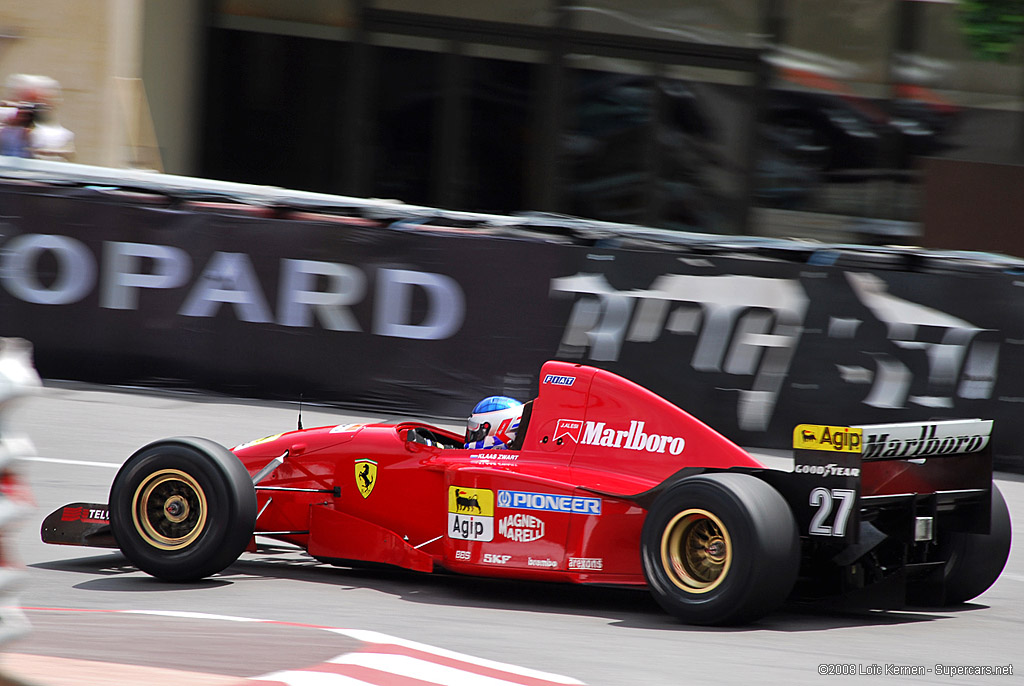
[447,486,494,541]
[554,419,583,443]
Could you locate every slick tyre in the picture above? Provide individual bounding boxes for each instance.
[109,437,257,581]
[931,483,1011,606]
[641,473,800,625]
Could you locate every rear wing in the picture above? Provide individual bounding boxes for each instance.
[773,419,993,545]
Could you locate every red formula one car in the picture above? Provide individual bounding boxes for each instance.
[41,361,1011,625]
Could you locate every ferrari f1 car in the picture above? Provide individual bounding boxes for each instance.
[41,361,1011,625]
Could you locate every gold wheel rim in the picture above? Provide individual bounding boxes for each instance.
[131,469,208,550]
[661,508,732,594]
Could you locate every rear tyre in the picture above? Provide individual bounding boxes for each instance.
[641,473,799,625]
[109,437,257,581]
[923,483,1011,606]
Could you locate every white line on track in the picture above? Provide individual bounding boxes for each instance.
[332,630,584,684]
[17,456,119,468]
[106,610,586,685]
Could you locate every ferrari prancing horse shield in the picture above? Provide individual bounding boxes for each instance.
[354,459,377,498]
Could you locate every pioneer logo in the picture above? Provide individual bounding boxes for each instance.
[580,420,685,455]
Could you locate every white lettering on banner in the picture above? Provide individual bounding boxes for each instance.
[373,268,465,340]
[178,251,273,322]
[837,273,997,409]
[0,235,466,341]
[277,259,365,331]
[551,273,808,431]
[101,241,191,309]
[1,234,96,305]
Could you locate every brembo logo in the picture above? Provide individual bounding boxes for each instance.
[558,419,685,455]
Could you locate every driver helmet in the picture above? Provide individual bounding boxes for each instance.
[465,396,523,449]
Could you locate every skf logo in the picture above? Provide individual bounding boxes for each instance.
[483,553,512,565]
[793,424,862,453]
[543,374,576,386]
[354,459,377,498]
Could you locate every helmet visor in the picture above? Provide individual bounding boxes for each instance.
[465,420,490,445]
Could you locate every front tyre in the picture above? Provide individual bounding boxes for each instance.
[109,437,257,581]
[641,473,800,625]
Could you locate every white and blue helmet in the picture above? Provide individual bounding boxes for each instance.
[465,396,523,449]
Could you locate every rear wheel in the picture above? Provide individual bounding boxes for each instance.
[913,483,1011,606]
[641,473,799,625]
[109,437,257,581]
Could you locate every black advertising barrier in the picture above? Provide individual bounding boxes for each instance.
[1,178,1023,471]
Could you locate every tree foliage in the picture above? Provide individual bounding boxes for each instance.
[958,0,1024,61]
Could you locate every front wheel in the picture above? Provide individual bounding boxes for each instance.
[109,437,257,581]
[641,473,800,625]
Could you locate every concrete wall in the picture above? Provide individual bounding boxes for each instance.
[141,0,204,175]
[0,0,144,167]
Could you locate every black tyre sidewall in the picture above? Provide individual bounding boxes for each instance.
[937,483,1012,605]
[641,473,799,625]
[110,437,256,581]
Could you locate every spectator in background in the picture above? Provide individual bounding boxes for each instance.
[0,105,35,158]
[0,74,75,161]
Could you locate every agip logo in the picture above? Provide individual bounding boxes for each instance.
[793,424,862,453]
[447,486,494,541]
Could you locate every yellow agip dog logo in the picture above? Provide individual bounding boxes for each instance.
[448,486,494,516]
[793,424,862,453]
[354,459,377,498]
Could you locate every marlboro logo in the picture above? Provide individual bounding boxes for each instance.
[859,420,992,460]
[578,420,685,455]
